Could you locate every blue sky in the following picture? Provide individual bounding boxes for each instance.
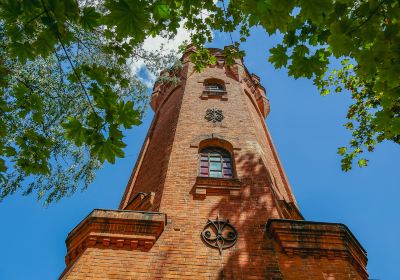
[0,27,399,279]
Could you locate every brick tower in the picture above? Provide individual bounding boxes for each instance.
[61,47,368,279]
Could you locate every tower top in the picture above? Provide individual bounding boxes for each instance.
[150,46,270,118]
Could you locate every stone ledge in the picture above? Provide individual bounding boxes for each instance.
[65,209,166,266]
[266,219,368,279]
[200,90,228,100]
[193,176,242,199]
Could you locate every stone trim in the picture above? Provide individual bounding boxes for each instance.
[242,80,270,118]
[189,134,241,151]
[266,219,368,279]
[200,90,228,100]
[193,176,242,199]
[125,192,155,211]
[277,200,304,220]
[64,210,166,267]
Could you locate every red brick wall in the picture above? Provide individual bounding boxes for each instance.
[62,49,367,279]
[119,64,189,211]
[276,256,364,280]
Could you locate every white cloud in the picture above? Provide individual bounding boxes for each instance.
[130,24,191,88]
[130,4,217,88]
[143,26,191,53]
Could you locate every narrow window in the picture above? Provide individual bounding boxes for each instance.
[199,147,233,178]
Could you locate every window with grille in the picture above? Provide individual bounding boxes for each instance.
[204,83,225,93]
[199,147,233,178]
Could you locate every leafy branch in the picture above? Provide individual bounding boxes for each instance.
[40,0,101,129]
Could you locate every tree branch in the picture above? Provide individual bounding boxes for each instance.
[40,0,101,129]
[24,11,46,26]
[348,0,386,34]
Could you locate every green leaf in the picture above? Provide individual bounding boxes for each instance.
[209,55,217,65]
[288,57,315,79]
[4,146,16,157]
[87,112,103,128]
[0,0,22,22]
[337,147,347,155]
[80,6,101,29]
[357,158,368,167]
[92,138,125,164]
[104,0,148,40]
[62,117,87,146]
[32,31,55,57]
[8,42,35,63]
[83,64,108,86]
[344,122,354,129]
[299,0,333,24]
[293,45,309,57]
[321,88,330,96]
[32,112,43,123]
[190,48,214,72]
[155,4,170,20]
[268,45,288,68]
[283,30,297,47]
[328,33,353,57]
[117,101,141,129]
[253,0,294,33]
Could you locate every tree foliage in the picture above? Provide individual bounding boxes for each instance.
[184,0,400,171]
[0,0,398,202]
[0,0,176,203]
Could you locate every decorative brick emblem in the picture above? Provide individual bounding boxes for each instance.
[205,108,224,123]
[201,215,238,255]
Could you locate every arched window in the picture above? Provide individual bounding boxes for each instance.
[199,147,233,178]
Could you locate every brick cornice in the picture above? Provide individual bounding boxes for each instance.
[266,219,368,279]
[64,210,166,267]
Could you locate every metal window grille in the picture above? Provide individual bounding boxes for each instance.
[205,83,225,93]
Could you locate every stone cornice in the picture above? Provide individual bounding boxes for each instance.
[266,219,368,279]
[64,209,166,267]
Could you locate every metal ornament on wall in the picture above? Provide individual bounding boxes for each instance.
[201,215,238,255]
[205,108,224,123]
